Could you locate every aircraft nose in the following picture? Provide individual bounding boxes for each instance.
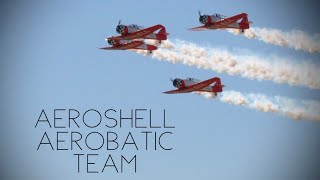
[173,78,181,88]
[199,15,207,24]
[116,25,124,34]
[199,15,203,22]
[116,25,121,33]
[107,39,115,45]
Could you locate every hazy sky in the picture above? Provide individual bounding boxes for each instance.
[1,0,320,180]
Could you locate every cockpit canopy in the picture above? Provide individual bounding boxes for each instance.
[212,13,227,19]
[129,24,144,29]
[186,78,200,82]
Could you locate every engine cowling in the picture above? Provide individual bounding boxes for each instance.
[107,38,120,46]
[173,78,185,89]
[199,15,212,25]
[116,25,128,35]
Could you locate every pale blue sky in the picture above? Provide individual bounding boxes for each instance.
[1,0,320,180]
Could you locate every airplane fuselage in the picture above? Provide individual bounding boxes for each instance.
[197,13,250,31]
[173,78,216,92]
[115,24,167,41]
[207,15,241,29]
[117,24,157,38]
[164,77,223,95]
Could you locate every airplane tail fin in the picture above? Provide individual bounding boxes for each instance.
[240,16,249,24]
[239,16,250,29]
[157,27,168,40]
[212,78,224,92]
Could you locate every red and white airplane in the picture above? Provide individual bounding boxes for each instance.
[189,12,251,32]
[109,21,168,43]
[99,38,157,53]
[163,77,224,96]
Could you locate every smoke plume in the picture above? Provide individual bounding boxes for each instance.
[135,39,320,89]
[228,27,320,53]
[196,91,320,121]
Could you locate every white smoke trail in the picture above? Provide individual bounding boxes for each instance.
[144,39,175,49]
[228,27,320,53]
[196,91,320,121]
[135,39,320,89]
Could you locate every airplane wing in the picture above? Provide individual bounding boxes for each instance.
[99,41,144,50]
[189,13,247,31]
[110,24,165,40]
[188,25,210,31]
[163,77,220,94]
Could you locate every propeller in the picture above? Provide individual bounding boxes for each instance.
[170,78,174,82]
[116,20,123,34]
[198,11,207,24]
